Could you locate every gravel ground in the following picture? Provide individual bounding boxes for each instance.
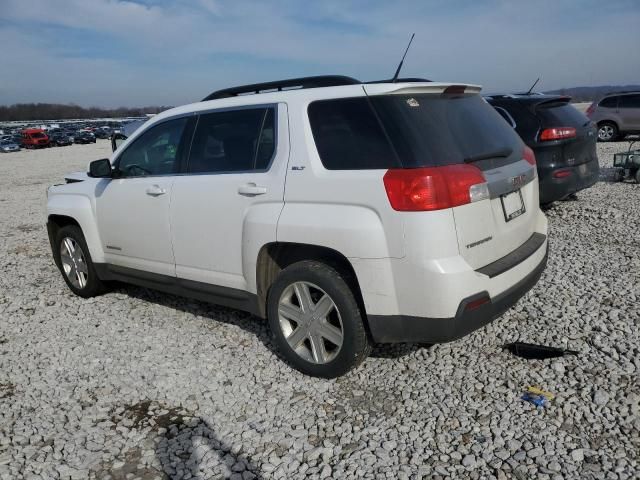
[0,140,639,480]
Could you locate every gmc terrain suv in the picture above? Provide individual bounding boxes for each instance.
[486,94,599,205]
[47,76,549,378]
[586,91,640,141]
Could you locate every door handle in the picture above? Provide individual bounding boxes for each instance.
[145,185,167,196]
[238,183,267,196]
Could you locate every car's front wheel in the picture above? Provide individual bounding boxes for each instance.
[54,225,106,298]
[597,122,618,142]
[267,260,371,378]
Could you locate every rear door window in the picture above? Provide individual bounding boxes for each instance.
[188,107,276,174]
[599,96,618,108]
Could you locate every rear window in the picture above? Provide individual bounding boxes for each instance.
[309,94,522,170]
[536,102,589,127]
[372,94,522,168]
[31,132,45,139]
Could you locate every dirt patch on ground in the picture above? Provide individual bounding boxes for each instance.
[0,383,15,399]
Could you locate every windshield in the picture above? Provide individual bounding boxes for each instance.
[31,132,45,139]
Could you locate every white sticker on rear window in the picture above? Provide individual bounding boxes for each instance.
[406,98,420,107]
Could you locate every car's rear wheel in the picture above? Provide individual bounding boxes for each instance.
[54,225,106,298]
[597,122,618,142]
[267,260,371,378]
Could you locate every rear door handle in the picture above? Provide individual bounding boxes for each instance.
[145,185,167,196]
[238,183,267,196]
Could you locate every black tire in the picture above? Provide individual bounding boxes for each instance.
[53,225,106,298]
[597,122,618,142]
[635,169,640,184]
[267,260,371,378]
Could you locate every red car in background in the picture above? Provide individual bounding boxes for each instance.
[21,129,50,149]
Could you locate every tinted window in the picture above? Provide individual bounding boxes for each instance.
[370,94,522,168]
[116,117,187,177]
[536,102,589,127]
[599,96,618,108]
[494,106,516,128]
[619,95,640,108]
[188,107,275,174]
[308,97,400,170]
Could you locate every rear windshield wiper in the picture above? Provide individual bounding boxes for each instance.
[464,147,513,163]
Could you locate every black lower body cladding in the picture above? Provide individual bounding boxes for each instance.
[367,245,548,344]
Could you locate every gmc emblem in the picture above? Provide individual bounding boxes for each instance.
[510,174,526,188]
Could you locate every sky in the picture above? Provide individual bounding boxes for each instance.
[1,0,639,108]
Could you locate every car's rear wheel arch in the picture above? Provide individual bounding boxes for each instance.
[256,242,367,321]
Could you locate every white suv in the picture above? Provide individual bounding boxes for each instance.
[47,76,548,378]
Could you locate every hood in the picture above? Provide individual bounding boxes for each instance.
[64,171,89,183]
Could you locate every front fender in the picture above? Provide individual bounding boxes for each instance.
[47,192,104,263]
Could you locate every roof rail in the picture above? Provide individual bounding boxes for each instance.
[202,75,361,101]
[604,90,640,96]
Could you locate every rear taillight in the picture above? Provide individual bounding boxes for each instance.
[553,169,572,179]
[539,127,576,141]
[523,146,536,166]
[383,164,488,211]
[585,102,595,117]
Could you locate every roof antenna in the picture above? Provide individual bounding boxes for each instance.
[526,77,540,95]
[391,33,415,83]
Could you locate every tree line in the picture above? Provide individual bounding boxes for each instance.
[0,103,172,122]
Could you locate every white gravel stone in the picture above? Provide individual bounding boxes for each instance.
[0,139,639,480]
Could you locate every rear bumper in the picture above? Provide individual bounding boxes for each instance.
[538,156,600,204]
[367,243,548,344]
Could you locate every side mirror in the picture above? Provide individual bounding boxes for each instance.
[88,158,112,178]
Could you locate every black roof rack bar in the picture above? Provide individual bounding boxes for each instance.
[203,75,361,101]
[604,90,640,96]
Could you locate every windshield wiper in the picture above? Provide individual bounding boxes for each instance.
[464,147,513,163]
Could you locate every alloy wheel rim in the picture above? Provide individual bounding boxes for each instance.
[60,237,88,289]
[598,125,613,140]
[278,281,344,364]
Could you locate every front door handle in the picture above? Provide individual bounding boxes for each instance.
[145,185,167,196]
[238,183,267,196]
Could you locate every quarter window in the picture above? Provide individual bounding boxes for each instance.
[187,107,276,174]
[308,97,399,170]
[116,117,188,177]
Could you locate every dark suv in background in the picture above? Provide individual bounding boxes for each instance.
[486,94,599,206]
[586,91,640,141]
